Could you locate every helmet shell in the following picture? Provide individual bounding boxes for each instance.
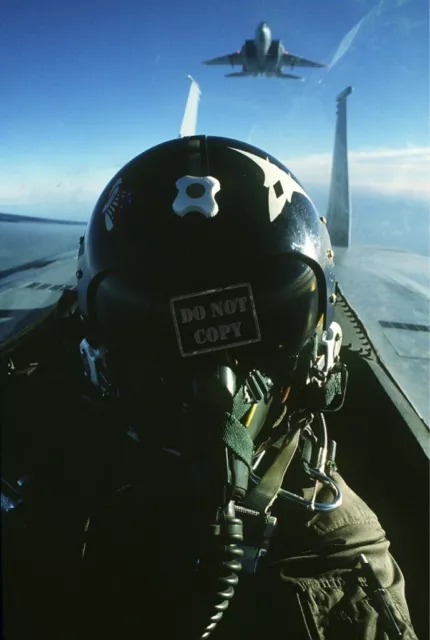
[77,136,335,363]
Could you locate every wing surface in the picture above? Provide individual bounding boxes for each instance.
[335,245,430,433]
[203,52,242,66]
[0,252,78,348]
[282,52,326,68]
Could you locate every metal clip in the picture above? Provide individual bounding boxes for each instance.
[79,338,113,396]
[249,466,342,512]
[356,554,404,638]
[244,370,273,404]
[319,321,342,376]
[326,440,338,475]
[1,479,24,513]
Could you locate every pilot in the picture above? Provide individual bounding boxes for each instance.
[3,136,418,640]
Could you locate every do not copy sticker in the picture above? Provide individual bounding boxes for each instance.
[170,283,261,357]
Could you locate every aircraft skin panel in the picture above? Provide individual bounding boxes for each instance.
[282,52,326,68]
[203,52,242,66]
[0,253,77,348]
[335,246,430,428]
[327,87,352,248]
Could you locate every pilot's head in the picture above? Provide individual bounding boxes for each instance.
[76,135,343,480]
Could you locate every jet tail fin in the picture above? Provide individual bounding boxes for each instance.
[179,75,201,138]
[326,86,353,248]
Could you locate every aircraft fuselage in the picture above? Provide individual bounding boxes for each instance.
[241,22,285,75]
[203,21,325,78]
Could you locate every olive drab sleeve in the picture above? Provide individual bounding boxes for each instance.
[259,472,418,640]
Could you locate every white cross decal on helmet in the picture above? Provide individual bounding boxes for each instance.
[172,175,221,218]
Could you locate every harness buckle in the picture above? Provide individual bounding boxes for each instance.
[244,370,273,404]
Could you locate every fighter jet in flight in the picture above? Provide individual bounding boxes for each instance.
[203,21,327,79]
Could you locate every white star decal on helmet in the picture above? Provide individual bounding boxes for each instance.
[229,147,313,222]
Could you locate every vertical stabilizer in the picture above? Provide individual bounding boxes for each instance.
[179,75,201,138]
[326,86,353,248]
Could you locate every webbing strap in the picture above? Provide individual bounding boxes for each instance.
[232,385,252,421]
[244,428,302,513]
[222,413,254,469]
[220,373,272,471]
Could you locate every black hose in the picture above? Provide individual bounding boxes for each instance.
[193,502,244,639]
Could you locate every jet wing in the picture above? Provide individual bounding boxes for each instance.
[0,215,86,349]
[335,246,430,437]
[0,251,79,349]
[203,52,242,66]
[282,52,326,68]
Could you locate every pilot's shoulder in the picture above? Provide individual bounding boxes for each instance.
[305,471,383,540]
[261,473,418,638]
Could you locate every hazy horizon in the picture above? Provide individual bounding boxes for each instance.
[2,185,428,258]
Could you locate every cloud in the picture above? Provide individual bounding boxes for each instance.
[285,146,430,199]
[1,147,429,213]
[0,165,120,205]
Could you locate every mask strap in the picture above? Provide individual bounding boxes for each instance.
[218,370,274,501]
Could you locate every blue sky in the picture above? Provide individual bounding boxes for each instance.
[0,0,428,220]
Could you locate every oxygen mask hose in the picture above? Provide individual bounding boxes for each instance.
[192,499,244,640]
[186,437,246,639]
[184,364,247,639]
[185,362,273,638]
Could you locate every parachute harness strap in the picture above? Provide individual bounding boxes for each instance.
[244,427,302,513]
[249,412,343,513]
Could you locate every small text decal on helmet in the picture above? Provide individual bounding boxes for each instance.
[229,147,312,222]
[170,283,261,357]
[103,177,131,231]
[172,175,221,218]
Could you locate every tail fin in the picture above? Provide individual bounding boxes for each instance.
[179,75,201,138]
[326,86,353,248]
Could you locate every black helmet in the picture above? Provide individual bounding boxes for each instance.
[77,135,336,385]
